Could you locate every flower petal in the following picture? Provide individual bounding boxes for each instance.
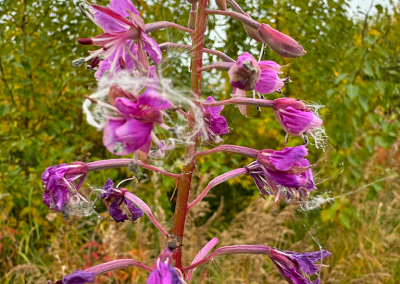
[204,96,224,118]
[268,146,308,171]
[124,199,144,221]
[254,68,284,94]
[114,118,154,149]
[209,116,229,135]
[278,107,322,134]
[138,90,172,111]
[232,88,247,116]
[63,270,95,284]
[115,97,139,114]
[141,33,162,65]
[109,197,129,222]
[89,4,132,33]
[109,0,140,19]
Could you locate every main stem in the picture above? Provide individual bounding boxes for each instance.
[171,0,208,268]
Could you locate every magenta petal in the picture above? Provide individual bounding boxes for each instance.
[63,270,95,284]
[115,118,154,148]
[269,146,308,171]
[115,97,139,114]
[258,60,282,73]
[103,119,134,155]
[138,90,172,111]
[142,33,162,65]
[89,5,130,33]
[138,134,152,155]
[279,107,322,134]
[209,116,229,135]
[109,0,140,19]
[204,96,224,117]
[95,60,111,80]
[254,68,284,94]
[146,66,160,91]
[296,158,316,191]
[266,170,304,188]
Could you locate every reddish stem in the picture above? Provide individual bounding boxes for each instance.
[171,0,208,269]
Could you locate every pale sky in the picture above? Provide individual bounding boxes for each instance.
[348,0,393,14]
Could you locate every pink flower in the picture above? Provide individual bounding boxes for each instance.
[273,98,322,137]
[77,0,162,78]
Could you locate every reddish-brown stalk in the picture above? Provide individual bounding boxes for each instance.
[171,0,208,269]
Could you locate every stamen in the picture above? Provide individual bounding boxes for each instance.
[116,177,138,188]
[72,58,86,67]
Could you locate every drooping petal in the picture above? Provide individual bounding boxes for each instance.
[268,146,308,171]
[101,178,115,199]
[103,118,133,155]
[63,270,95,284]
[295,159,316,191]
[109,197,129,222]
[204,96,224,118]
[278,107,322,134]
[232,88,247,116]
[141,33,163,65]
[254,68,284,94]
[124,199,144,221]
[209,116,229,135]
[115,97,139,115]
[285,250,332,275]
[266,170,304,188]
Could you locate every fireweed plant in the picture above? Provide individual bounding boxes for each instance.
[43,0,332,283]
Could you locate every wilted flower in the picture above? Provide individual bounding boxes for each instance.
[273,98,323,145]
[256,145,316,204]
[257,24,306,58]
[101,178,144,222]
[76,0,162,79]
[202,96,229,141]
[269,248,331,284]
[48,270,95,284]
[103,90,172,155]
[147,246,185,284]
[42,162,87,212]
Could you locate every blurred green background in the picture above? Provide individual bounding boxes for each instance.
[1,0,400,283]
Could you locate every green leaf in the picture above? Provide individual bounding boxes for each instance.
[326,89,335,98]
[339,213,350,229]
[335,73,348,84]
[346,84,359,100]
[375,4,383,13]
[358,94,368,111]
[363,60,374,76]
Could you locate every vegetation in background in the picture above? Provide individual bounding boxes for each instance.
[0,0,399,283]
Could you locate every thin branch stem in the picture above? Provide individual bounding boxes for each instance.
[187,168,247,210]
[84,259,153,274]
[86,159,181,179]
[206,10,260,30]
[124,192,170,237]
[226,0,245,14]
[202,97,274,108]
[181,245,271,271]
[195,145,260,159]
[159,42,235,62]
[198,61,233,72]
[144,21,194,34]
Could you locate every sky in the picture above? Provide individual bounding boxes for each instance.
[348,0,393,14]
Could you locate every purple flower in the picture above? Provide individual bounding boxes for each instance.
[245,161,272,197]
[78,0,162,78]
[101,178,144,222]
[203,96,229,141]
[269,248,331,284]
[103,90,171,155]
[62,270,95,284]
[147,246,183,284]
[273,98,322,137]
[228,53,284,94]
[42,162,87,212]
[256,146,316,203]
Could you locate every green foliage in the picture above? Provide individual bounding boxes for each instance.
[0,0,399,283]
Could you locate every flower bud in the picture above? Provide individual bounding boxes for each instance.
[257,24,306,58]
[216,0,226,10]
[228,52,260,91]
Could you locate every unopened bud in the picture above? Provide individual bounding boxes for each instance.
[228,52,260,91]
[77,38,93,45]
[257,24,306,58]
[188,10,197,30]
[273,98,308,111]
[216,0,226,10]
